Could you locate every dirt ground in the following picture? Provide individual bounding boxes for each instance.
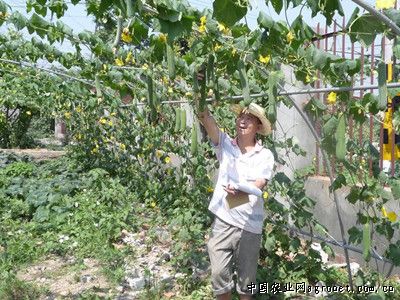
[16,255,113,299]
[1,149,66,161]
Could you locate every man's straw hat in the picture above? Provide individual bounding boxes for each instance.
[230,102,272,135]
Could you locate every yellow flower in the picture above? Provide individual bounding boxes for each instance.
[387,211,398,222]
[185,92,192,97]
[164,156,171,164]
[115,58,124,66]
[231,48,237,56]
[121,27,132,43]
[286,31,295,43]
[64,112,71,119]
[142,63,148,70]
[108,120,113,126]
[110,112,116,116]
[91,144,99,154]
[200,15,207,25]
[263,191,269,199]
[214,43,222,51]
[119,143,126,151]
[75,106,82,113]
[217,22,229,35]
[150,201,156,208]
[382,206,398,222]
[199,24,206,33]
[305,74,311,83]
[376,0,395,9]
[125,52,134,64]
[327,92,337,105]
[76,133,82,140]
[206,186,214,193]
[159,33,167,43]
[99,117,107,124]
[26,111,32,116]
[259,54,271,64]
[168,87,173,94]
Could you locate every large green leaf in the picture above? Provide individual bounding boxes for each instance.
[56,20,73,37]
[28,13,50,38]
[385,8,400,28]
[33,206,50,222]
[131,17,149,45]
[349,14,386,47]
[9,11,28,31]
[49,0,68,18]
[386,242,400,266]
[267,0,283,14]
[325,0,344,25]
[307,46,341,70]
[155,17,192,41]
[213,0,248,27]
[287,0,303,7]
[306,0,343,25]
[291,15,315,46]
[264,234,276,251]
[155,0,190,22]
[330,173,346,191]
[346,7,360,29]
[348,226,362,244]
[99,0,113,15]
[257,11,274,29]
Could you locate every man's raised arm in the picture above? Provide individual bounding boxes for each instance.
[195,71,220,146]
[198,106,220,146]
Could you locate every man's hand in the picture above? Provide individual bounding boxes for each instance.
[223,184,247,197]
[194,68,219,146]
[224,184,250,208]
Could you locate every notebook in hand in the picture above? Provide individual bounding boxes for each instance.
[225,193,250,209]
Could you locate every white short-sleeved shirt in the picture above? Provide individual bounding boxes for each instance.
[208,130,275,234]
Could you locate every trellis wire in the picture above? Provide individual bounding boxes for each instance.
[122,82,400,107]
[273,221,394,265]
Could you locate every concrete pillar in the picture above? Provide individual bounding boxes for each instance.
[275,65,315,179]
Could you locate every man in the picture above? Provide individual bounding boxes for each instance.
[198,100,275,300]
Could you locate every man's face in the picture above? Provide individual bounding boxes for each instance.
[235,112,261,137]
